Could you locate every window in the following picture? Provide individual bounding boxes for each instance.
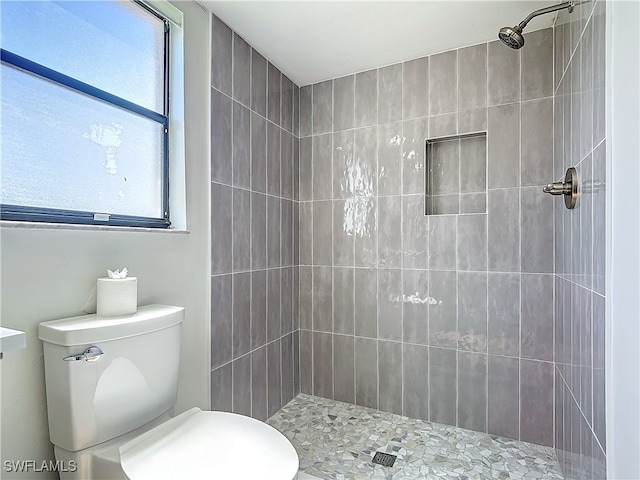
[0,0,171,228]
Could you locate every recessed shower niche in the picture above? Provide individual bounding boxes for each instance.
[425,132,487,215]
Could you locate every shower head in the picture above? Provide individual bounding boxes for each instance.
[498,1,576,49]
[498,25,525,49]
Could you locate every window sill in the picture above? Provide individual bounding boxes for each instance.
[0,220,190,234]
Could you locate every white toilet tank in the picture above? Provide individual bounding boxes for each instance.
[39,305,184,453]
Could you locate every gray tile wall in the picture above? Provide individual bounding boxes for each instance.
[553,1,607,477]
[299,28,556,446]
[208,8,608,463]
[210,14,301,421]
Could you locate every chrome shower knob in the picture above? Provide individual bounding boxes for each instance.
[543,167,578,209]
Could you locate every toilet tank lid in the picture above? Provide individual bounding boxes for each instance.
[39,305,184,346]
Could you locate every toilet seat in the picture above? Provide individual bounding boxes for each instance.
[120,408,299,480]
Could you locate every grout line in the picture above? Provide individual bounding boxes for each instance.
[556,363,606,456]
[330,79,335,402]
[213,83,298,137]
[485,41,490,434]
[298,329,557,364]
[294,185,553,200]
[553,5,597,96]
[230,32,236,415]
[279,335,282,410]
[375,87,380,411]
[518,40,523,442]
[352,76,357,405]
[400,61,405,417]
[455,51,461,426]
[278,110,284,409]
[550,3,558,451]
[310,83,315,397]
[265,59,272,410]
[212,329,296,380]
[248,39,254,419]
[287,265,556,276]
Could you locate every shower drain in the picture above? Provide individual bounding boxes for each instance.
[372,451,397,467]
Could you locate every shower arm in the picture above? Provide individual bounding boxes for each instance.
[517,1,575,30]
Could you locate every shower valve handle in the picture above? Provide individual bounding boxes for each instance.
[543,182,571,195]
[543,167,578,209]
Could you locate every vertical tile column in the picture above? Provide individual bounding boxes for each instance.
[553,1,607,477]
[209,14,301,421]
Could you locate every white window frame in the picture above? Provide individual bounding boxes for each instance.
[0,0,186,229]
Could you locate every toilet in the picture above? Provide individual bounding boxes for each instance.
[39,304,299,479]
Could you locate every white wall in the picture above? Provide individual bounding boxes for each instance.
[0,1,211,477]
[607,0,640,477]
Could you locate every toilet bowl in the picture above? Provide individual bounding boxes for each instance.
[39,305,299,479]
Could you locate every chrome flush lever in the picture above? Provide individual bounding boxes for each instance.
[63,346,104,363]
[543,167,578,209]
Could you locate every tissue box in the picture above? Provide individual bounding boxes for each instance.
[97,277,137,317]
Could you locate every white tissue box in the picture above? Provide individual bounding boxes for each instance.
[97,277,137,317]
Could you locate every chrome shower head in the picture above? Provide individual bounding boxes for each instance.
[498,1,576,49]
[498,25,525,49]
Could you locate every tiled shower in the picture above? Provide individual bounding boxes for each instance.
[298,27,556,447]
[209,1,607,477]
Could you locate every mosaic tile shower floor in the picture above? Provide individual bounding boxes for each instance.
[268,394,563,480]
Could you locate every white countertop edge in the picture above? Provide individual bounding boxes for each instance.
[0,327,27,354]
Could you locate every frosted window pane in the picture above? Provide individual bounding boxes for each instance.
[1,0,164,113]
[0,64,164,219]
